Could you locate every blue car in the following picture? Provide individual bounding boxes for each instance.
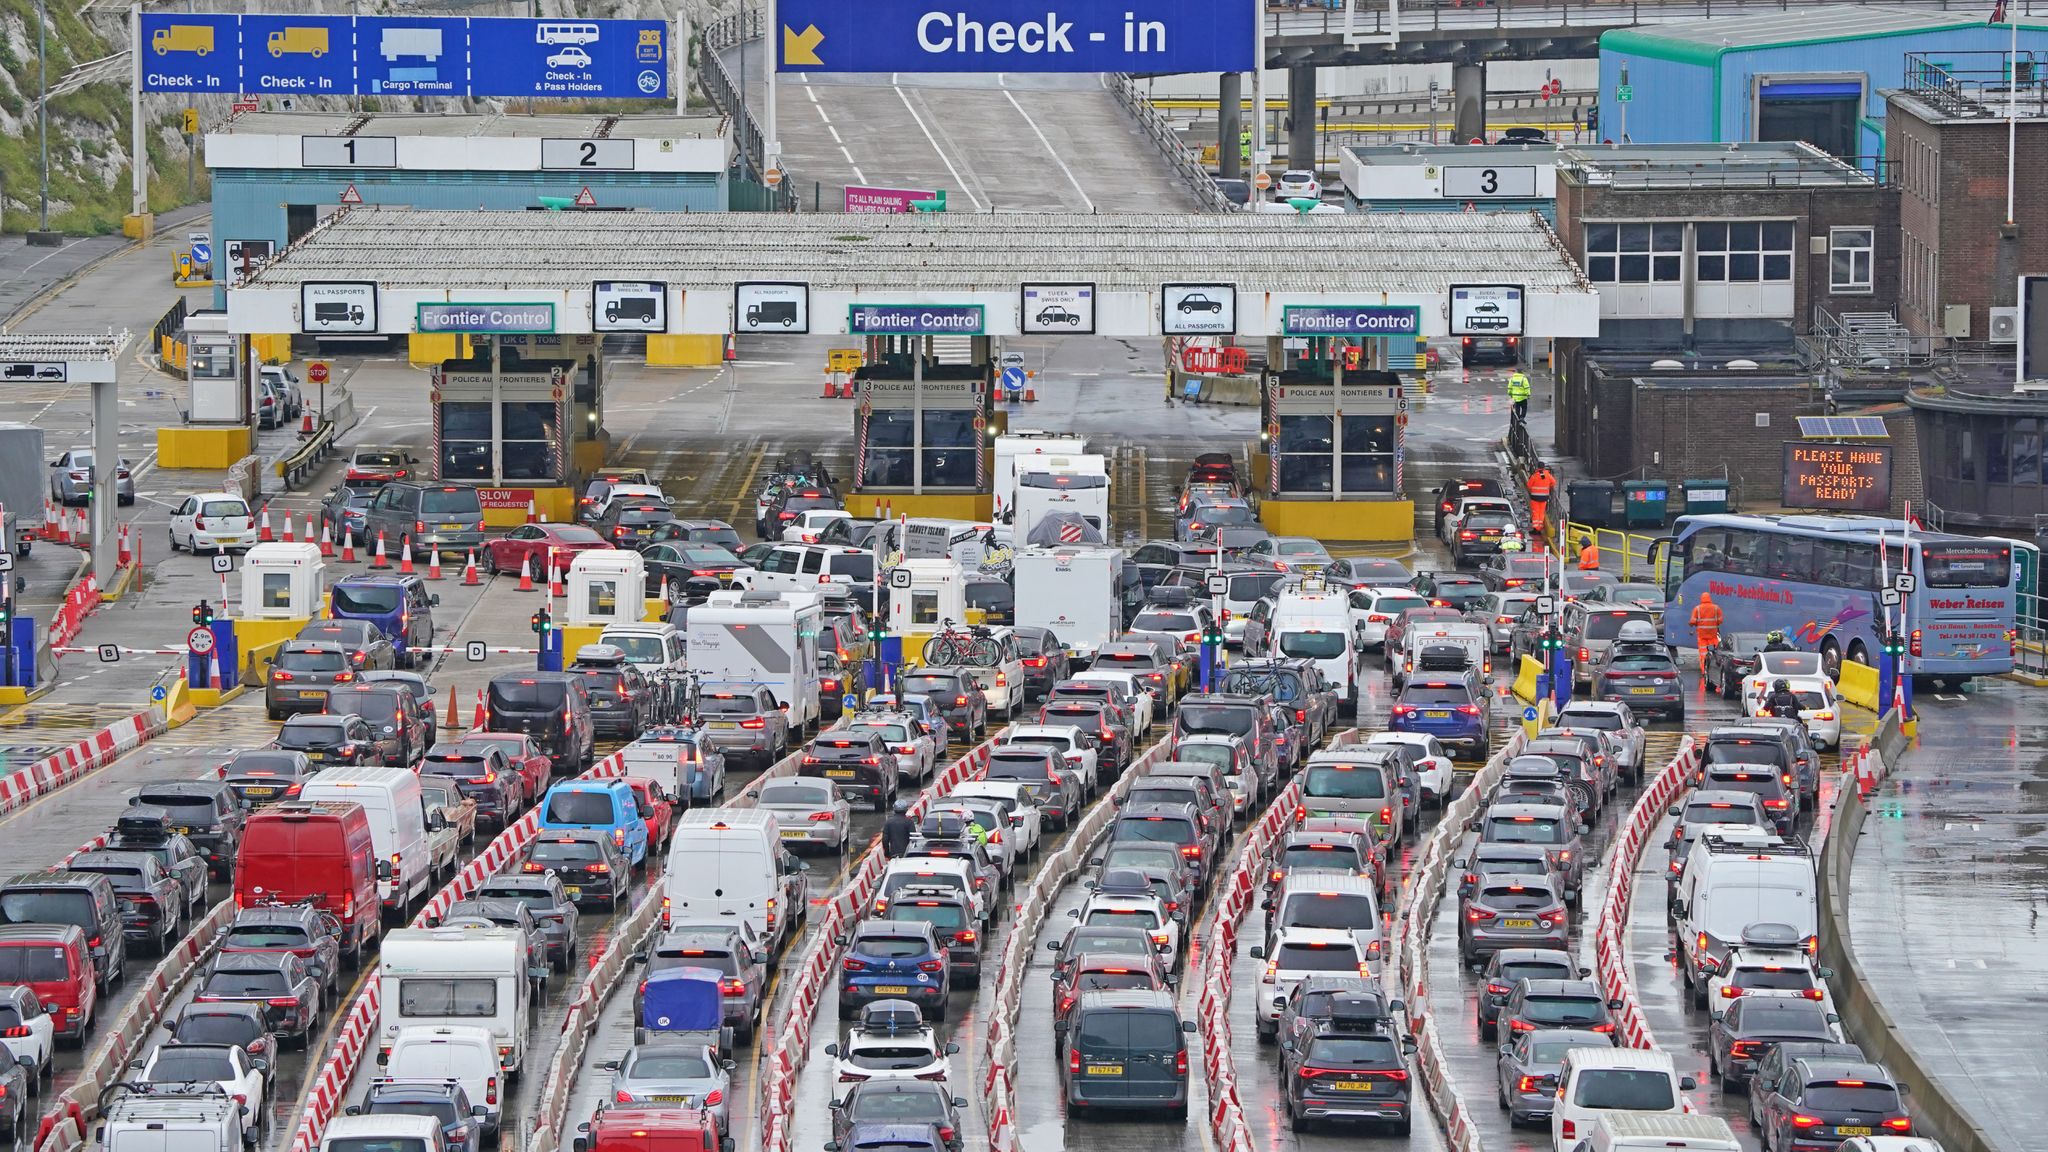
[329,574,437,670]
[1389,678,1490,762]
[537,779,650,867]
[832,1124,949,1152]
[838,920,951,1020]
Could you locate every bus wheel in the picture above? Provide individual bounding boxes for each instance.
[1820,639,1842,680]
[1847,641,1872,669]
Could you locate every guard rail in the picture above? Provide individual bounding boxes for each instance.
[1591,736,1697,1052]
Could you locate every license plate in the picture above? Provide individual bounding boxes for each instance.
[243,787,278,798]
[1332,1080,1373,1091]
[565,887,581,898]
[1628,686,1655,694]
[1086,1064,1123,1076]
[297,690,324,699]
[1502,918,1537,929]
[874,985,909,994]
[305,752,326,761]
[441,523,465,531]
[172,826,193,835]
[1424,710,1450,719]
[781,829,808,838]
[651,1096,694,1105]
[710,721,738,729]
[1837,1128,1873,1138]
[825,769,857,778]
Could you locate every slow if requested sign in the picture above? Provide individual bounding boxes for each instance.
[417,302,556,334]
[1782,442,1892,511]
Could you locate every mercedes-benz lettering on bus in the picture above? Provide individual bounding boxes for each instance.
[1649,513,2014,683]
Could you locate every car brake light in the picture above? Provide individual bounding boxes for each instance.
[1883,1118,1913,1132]
[273,671,295,681]
[720,978,746,995]
[1720,986,1742,999]
[1560,1120,1575,1141]
[954,930,977,944]
[1459,531,1476,541]
[1589,1023,1616,1033]
[1509,1019,1535,1032]
[1380,806,1393,826]
[615,1090,632,1103]
[739,718,766,729]
[1730,1041,1759,1058]
[487,1075,498,1105]
[1789,1115,1821,1129]
[585,862,611,874]
[918,959,944,973]
[843,957,867,971]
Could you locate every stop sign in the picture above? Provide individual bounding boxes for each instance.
[1253,171,1272,191]
[307,361,329,385]
[765,168,784,187]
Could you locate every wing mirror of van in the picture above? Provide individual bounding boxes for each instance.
[344,1106,361,1116]
[376,861,394,881]
[572,1139,590,1152]
[430,595,441,607]
[1679,1076,1698,1091]
[1818,966,1835,979]
[1247,946,1265,960]
[1667,804,1682,816]
[473,1107,490,1119]
[428,812,447,831]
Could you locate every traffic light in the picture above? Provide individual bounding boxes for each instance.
[1202,621,1224,647]
[530,607,553,635]
[1882,632,1906,658]
[192,600,214,627]
[868,621,886,644]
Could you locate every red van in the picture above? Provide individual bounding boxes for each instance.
[0,924,96,1040]
[571,1107,730,1152]
[236,801,381,967]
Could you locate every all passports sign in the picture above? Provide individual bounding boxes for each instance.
[775,0,1253,72]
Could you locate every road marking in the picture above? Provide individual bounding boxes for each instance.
[827,123,842,144]
[1003,88,1093,210]
[725,446,767,529]
[806,86,819,104]
[895,84,984,210]
[851,165,868,184]
[1945,957,1988,969]
[815,104,830,125]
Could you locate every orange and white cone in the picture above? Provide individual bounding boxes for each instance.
[525,499,537,525]
[302,516,315,545]
[398,538,416,575]
[549,562,565,598]
[369,532,391,569]
[319,521,335,557]
[517,555,535,592]
[341,527,358,563]
[463,550,481,586]
[281,515,295,544]
[258,505,275,542]
[426,546,443,581]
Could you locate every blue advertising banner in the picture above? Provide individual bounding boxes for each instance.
[1280,304,1422,337]
[139,14,667,99]
[848,304,986,335]
[774,0,1252,73]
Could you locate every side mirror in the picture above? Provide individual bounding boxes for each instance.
[573,1139,590,1152]
[1826,1013,1841,1024]
[430,595,442,607]
[1578,966,1592,978]
[1045,941,1063,952]
[1679,1076,1698,1091]
[344,1106,361,1116]
[376,861,394,881]
[952,1096,968,1108]
[1402,1036,1419,1054]
[944,1042,960,1055]
[1272,996,1287,1009]
[1052,1020,1069,1034]
[834,936,849,947]
[1066,909,1079,919]
[722,1059,737,1071]
[473,1107,490,1118]
[1607,998,1624,1010]
[721,1140,735,1152]
[1247,946,1265,959]
[428,812,446,830]
[823,1043,839,1057]
[1667,805,1681,816]
[1576,824,1591,836]
[1280,1040,1295,1052]
[600,1060,620,1071]
[1818,966,1835,979]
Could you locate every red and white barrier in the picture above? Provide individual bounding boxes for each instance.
[0,710,161,820]
[1593,737,1699,1052]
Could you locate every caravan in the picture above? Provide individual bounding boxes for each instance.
[684,590,825,729]
[1013,546,1123,661]
[1012,455,1109,543]
[378,925,537,1074]
[993,431,1088,519]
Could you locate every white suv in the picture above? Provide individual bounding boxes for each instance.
[1249,926,1375,1038]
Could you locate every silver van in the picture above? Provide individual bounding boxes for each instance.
[363,482,485,560]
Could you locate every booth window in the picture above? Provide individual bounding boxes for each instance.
[439,401,492,481]
[1696,220,1794,283]
[862,409,915,488]
[261,572,292,610]
[911,591,939,626]
[1275,414,1333,493]
[1340,414,1396,494]
[1830,227,1874,294]
[586,578,618,617]
[921,409,977,488]
[503,401,560,482]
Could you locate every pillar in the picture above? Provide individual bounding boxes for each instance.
[1219,72,1244,181]
[91,379,117,585]
[1453,61,1487,144]
[1287,64,1317,171]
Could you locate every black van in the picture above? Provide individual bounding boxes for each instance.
[486,673,596,774]
[0,871,127,991]
[1056,989,1196,1119]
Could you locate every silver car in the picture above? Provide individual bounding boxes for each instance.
[49,449,135,506]
[754,778,851,853]
[603,1043,735,1131]
[1495,1027,1615,1126]
[1457,871,1569,965]
[1467,591,1540,654]
[696,684,792,770]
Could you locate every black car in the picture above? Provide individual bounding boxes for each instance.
[1758,1059,1912,1151]
[594,499,675,550]
[897,669,987,742]
[641,542,753,601]
[129,780,244,882]
[1433,478,1504,537]
[476,873,581,972]
[274,713,381,768]
[1279,1011,1417,1134]
[519,831,629,908]
[216,749,316,809]
[1009,626,1070,700]
[192,951,321,1046]
[567,649,655,740]
[964,578,1013,626]
[1708,996,1841,1091]
[1274,976,1399,1056]
[800,732,899,812]
[218,903,343,998]
[422,744,522,828]
[1449,510,1522,568]
[486,673,597,774]
[830,1081,968,1152]
[65,850,186,954]
[168,1001,279,1083]
[1745,1040,1866,1129]
[1704,631,1770,697]
[105,809,210,922]
[347,1080,488,1152]
[1497,978,1620,1040]
[1411,571,1491,611]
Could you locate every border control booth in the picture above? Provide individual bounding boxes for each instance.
[851,338,996,521]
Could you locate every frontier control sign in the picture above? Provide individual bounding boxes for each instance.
[1281,305,1422,338]
[418,302,557,334]
[1783,443,1892,512]
[848,304,985,335]
[775,0,1252,73]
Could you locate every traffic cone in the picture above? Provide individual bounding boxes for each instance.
[549,562,565,598]
[517,555,535,592]
[840,380,855,399]
[301,410,316,436]
[319,521,335,557]
[398,538,416,575]
[724,335,736,362]
[1023,385,1037,402]
[525,500,537,525]
[302,516,315,545]
[443,685,462,730]
[821,373,836,400]
[369,532,391,569]
[259,505,275,542]
[116,522,131,567]
[474,688,487,728]
[281,515,295,543]
[463,550,481,586]
[341,527,358,563]
[426,547,443,581]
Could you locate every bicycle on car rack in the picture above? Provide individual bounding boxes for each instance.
[922,620,1001,666]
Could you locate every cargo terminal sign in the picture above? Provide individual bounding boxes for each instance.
[774,0,1252,73]
[1280,304,1421,337]
[1783,442,1892,511]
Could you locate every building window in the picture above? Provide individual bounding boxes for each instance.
[861,408,915,488]
[1696,220,1795,283]
[501,401,560,482]
[2014,419,2040,486]
[1340,414,1396,494]
[439,401,491,481]
[1829,227,1874,294]
[921,409,978,488]
[1275,414,1334,493]
[1583,221,1683,284]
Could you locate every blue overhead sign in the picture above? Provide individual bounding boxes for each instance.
[774,0,1252,73]
[1281,304,1422,337]
[139,14,668,99]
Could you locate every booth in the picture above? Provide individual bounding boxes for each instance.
[888,557,970,667]
[242,543,325,619]
[564,550,650,654]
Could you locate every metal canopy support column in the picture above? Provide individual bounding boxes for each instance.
[1287,65,1317,171]
[1219,73,1243,181]
[91,380,116,584]
[1453,61,1487,144]
[911,351,924,494]
[490,336,504,484]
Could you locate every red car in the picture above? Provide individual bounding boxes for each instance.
[456,731,553,799]
[482,523,613,578]
[624,777,676,854]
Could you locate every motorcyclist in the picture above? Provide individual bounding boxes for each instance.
[882,799,915,859]
[1764,678,1804,719]
[1763,629,1795,652]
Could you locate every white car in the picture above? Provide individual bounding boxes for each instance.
[1249,926,1376,1036]
[753,777,852,853]
[932,796,1022,880]
[825,1023,958,1084]
[1070,890,1184,970]
[1070,670,1156,736]
[0,987,52,1084]
[879,856,989,923]
[846,711,940,782]
[1742,673,1843,749]
[1741,651,1828,710]
[168,492,257,552]
[547,45,592,68]
[1350,587,1430,651]
[1222,772,1253,818]
[139,1043,268,1132]
[586,482,667,522]
[1706,946,1835,1022]
[1364,731,1457,808]
[947,780,1044,861]
[996,725,1099,794]
[1273,169,1321,200]
[781,508,853,543]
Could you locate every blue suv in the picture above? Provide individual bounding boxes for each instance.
[1389,678,1490,761]
[537,779,649,868]
[329,574,437,669]
[838,919,951,1020]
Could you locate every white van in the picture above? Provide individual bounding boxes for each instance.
[1012,546,1123,660]
[598,621,687,674]
[1569,1111,1740,1152]
[1676,848,1816,998]
[380,1024,504,1136]
[320,1115,443,1152]
[1265,582,1361,714]
[100,1083,249,1152]
[1552,1047,1696,1150]
[378,926,536,1075]
[1398,620,1491,684]
[664,810,807,950]
[299,766,431,918]
[1013,458,1109,542]
[686,590,826,728]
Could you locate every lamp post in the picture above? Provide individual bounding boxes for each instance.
[37,0,49,231]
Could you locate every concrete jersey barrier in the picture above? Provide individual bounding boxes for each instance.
[0,709,162,821]
[1592,736,1698,1052]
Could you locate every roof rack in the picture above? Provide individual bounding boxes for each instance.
[1699,830,1811,855]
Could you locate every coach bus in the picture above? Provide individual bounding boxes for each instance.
[1647,513,2016,687]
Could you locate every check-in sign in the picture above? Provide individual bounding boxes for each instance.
[1281,305,1421,337]
[417,302,556,333]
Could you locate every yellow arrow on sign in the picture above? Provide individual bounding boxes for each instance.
[783,23,824,66]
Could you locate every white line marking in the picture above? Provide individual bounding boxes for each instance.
[806,86,819,103]
[895,85,984,210]
[1004,89,1094,211]
[815,104,830,125]
[839,145,858,165]
[827,124,843,144]
[851,165,868,184]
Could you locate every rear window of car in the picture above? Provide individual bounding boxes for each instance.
[1280,844,1363,871]
[887,902,968,933]
[1500,960,1575,985]
[1484,815,1565,844]
[617,506,672,526]
[200,500,247,519]
[333,693,399,724]
[135,792,218,818]
[1520,995,1606,1024]
[1740,1001,1828,1030]
[1573,1069,1676,1110]
[760,781,834,806]
[1397,685,1476,707]
[226,923,313,948]
[173,1012,257,1045]
[201,967,288,996]
[0,945,69,982]
[1706,739,1789,767]
[545,790,617,825]
[1275,942,1361,971]
[1478,885,1553,910]
[1111,816,1195,844]
[1581,612,1650,641]
[1304,764,1386,799]
[698,695,763,715]
[1279,892,1376,931]
[854,934,931,958]
[490,680,567,710]
[1082,908,1159,931]
[1306,1035,1398,1064]
[149,1049,236,1083]
[527,839,601,864]
[331,586,402,615]
[1803,1083,1902,1111]
[1733,967,1815,991]
[1177,704,1255,736]
[1228,573,1284,601]
[420,489,481,516]
[1132,611,1197,633]
[899,675,960,697]
[278,722,348,748]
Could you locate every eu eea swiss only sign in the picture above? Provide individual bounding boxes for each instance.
[775,0,1252,73]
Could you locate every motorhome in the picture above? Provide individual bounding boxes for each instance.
[1012,455,1109,543]
[684,590,825,728]
[378,925,537,1074]
[1013,546,1123,662]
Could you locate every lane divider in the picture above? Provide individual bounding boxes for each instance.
[0,710,163,820]
[1592,737,1699,1052]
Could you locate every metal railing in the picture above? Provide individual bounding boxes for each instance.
[1106,74,1237,213]
[1265,0,2039,40]
[1905,50,2048,118]
[700,9,798,212]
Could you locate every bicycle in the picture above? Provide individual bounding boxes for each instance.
[922,619,1000,666]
